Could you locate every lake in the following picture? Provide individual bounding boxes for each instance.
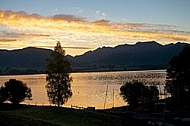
[0,70,166,109]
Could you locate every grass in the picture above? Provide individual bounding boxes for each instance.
[0,104,135,126]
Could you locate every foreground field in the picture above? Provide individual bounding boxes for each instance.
[0,104,134,126]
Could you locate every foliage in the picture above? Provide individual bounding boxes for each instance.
[0,87,8,103]
[120,81,159,110]
[46,41,72,107]
[0,79,32,104]
[165,45,190,109]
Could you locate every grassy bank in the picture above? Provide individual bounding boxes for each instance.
[0,104,134,126]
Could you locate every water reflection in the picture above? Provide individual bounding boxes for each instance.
[0,70,166,109]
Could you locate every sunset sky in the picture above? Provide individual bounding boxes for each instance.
[0,0,190,56]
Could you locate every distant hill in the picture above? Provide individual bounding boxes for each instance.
[0,47,52,67]
[0,47,52,74]
[0,41,189,74]
[67,41,189,71]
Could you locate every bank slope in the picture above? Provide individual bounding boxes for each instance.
[0,104,131,126]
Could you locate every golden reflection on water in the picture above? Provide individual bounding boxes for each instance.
[0,70,166,109]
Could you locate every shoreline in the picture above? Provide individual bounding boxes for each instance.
[0,68,166,76]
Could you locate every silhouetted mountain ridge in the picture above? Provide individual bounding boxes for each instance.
[68,41,188,70]
[0,41,189,74]
[0,47,52,68]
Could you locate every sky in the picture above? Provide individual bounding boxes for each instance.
[0,0,190,56]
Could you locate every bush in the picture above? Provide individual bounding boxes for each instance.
[120,81,159,110]
[0,79,32,104]
[0,87,8,103]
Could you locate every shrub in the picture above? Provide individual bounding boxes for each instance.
[0,79,32,104]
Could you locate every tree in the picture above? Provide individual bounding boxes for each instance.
[0,86,8,103]
[165,45,190,109]
[120,81,159,110]
[46,41,72,107]
[0,79,32,104]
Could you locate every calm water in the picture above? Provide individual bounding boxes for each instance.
[0,70,166,109]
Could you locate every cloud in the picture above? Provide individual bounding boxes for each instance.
[1,31,50,37]
[0,10,190,55]
[37,45,91,50]
[101,12,107,17]
[0,10,42,19]
[73,7,84,13]
[52,14,85,22]
[93,19,110,25]
[95,10,107,19]
[96,10,100,15]
[0,39,17,42]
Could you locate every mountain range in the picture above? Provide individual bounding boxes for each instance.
[0,41,189,74]
[67,41,189,71]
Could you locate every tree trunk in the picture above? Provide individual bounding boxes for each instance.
[58,79,60,107]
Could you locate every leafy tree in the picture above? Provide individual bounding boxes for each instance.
[46,41,72,107]
[165,45,190,109]
[145,85,159,102]
[0,79,32,104]
[120,81,159,110]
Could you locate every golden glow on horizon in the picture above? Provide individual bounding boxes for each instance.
[0,10,190,56]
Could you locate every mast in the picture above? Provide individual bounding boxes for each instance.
[104,84,109,109]
[113,88,115,108]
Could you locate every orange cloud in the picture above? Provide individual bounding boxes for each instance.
[37,45,91,50]
[0,39,17,42]
[0,10,190,55]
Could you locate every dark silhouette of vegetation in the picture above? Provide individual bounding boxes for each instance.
[0,86,8,103]
[46,41,72,107]
[165,45,190,110]
[0,79,32,104]
[120,81,159,110]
